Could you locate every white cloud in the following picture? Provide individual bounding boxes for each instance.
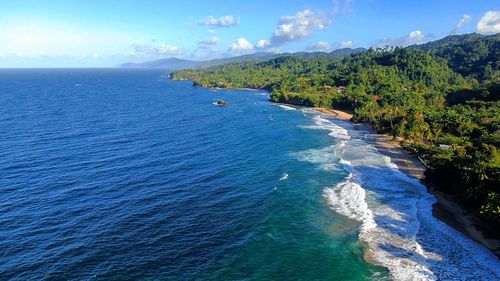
[198,37,219,47]
[228,38,254,55]
[191,46,221,60]
[198,16,240,28]
[477,11,500,34]
[255,41,281,53]
[307,41,331,52]
[260,9,332,49]
[129,43,182,59]
[457,14,473,28]
[450,14,472,35]
[307,40,354,52]
[409,30,424,41]
[256,39,270,48]
[374,30,431,47]
[193,37,221,59]
[156,44,181,55]
[266,47,282,53]
[338,40,353,48]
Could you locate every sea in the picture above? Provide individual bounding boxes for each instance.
[0,69,499,281]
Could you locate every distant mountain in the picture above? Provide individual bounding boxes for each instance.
[120,58,204,70]
[120,53,282,70]
[291,48,367,59]
[409,33,499,81]
[119,48,367,70]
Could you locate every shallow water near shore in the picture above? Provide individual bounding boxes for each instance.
[0,69,498,280]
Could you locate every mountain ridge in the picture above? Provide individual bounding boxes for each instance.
[119,48,367,70]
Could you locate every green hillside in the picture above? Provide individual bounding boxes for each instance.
[171,34,500,235]
[411,33,499,82]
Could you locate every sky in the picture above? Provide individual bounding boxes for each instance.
[0,0,499,67]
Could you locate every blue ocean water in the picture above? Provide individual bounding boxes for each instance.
[0,69,385,280]
[1,69,499,281]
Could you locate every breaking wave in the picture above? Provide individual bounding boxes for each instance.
[276,104,297,111]
[295,109,500,281]
[300,115,350,139]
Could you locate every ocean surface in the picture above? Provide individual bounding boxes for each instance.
[0,69,498,281]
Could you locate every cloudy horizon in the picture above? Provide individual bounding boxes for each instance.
[0,0,498,67]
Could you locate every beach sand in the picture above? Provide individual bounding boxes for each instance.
[315,108,500,258]
[314,107,353,120]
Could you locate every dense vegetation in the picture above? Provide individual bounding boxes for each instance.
[172,33,500,235]
[411,33,499,82]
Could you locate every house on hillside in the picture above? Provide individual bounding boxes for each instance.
[337,86,347,93]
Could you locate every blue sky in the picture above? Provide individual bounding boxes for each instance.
[0,0,498,67]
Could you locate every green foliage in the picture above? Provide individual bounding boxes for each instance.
[171,34,500,233]
[446,82,500,105]
[480,192,500,227]
[412,33,500,82]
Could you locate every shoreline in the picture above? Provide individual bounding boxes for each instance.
[183,81,500,258]
[314,107,500,258]
[313,107,354,120]
[208,86,264,92]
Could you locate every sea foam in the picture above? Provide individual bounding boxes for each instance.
[295,110,500,281]
[323,174,376,231]
[276,104,297,111]
[300,115,350,139]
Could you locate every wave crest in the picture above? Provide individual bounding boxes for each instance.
[298,113,500,280]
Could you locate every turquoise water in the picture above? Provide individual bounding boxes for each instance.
[1,69,499,281]
[0,69,386,280]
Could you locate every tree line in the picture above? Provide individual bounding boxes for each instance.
[171,33,500,235]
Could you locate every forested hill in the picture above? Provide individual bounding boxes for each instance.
[171,32,500,236]
[410,33,499,82]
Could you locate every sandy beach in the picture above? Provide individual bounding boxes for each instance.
[315,107,500,258]
[314,107,354,120]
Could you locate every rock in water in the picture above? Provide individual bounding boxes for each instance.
[215,99,229,106]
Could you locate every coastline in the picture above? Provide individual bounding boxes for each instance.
[314,107,500,258]
[209,86,263,92]
[181,81,500,258]
[430,190,500,257]
[313,107,353,120]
